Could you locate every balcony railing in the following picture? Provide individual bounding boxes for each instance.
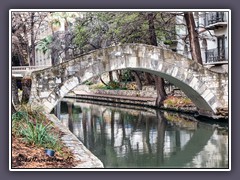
[205,12,226,27]
[205,47,228,64]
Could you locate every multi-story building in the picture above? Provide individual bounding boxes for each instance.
[200,11,228,64]
[35,18,52,66]
[174,11,229,69]
[35,12,83,66]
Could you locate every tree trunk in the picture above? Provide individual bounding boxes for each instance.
[21,77,32,104]
[51,48,58,66]
[131,70,142,90]
[116,70,122,82]
[12,76,20,105]
[148,13,158,46]
[144,72,152,85]
[100,75,108,86]
[67,102,73,133]
[64,20,70,61]
[184,12,203,65]
[147,13,167,107]
[12,103,17,114]
[109,71,113,82]
[30,12,35,66]
[154,76,167,106]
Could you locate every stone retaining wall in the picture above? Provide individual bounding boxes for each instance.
[91,89,157,98]
[46,114,104,168]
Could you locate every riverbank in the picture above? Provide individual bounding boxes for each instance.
[66,89,198,115]
[11,105,104,169]
[66,86,228,120]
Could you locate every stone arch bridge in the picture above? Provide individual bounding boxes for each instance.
[28,43,228,117]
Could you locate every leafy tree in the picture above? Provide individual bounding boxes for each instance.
[74,12,176,106]
[48,12,80,63]
[11,12,48,66]
[36,35,52,55]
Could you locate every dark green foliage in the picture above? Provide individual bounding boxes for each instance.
[121,70,132,82]
[84,80,94,85]
[74,12,177,51]
[20,120,59,150]
[107,81,121,89]
[36,35,53,54]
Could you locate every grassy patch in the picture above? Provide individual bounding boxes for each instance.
[12,105,63,153]
[163,96,194,108]
[90,81,128,90]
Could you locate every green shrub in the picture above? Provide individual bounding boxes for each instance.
[12,111,28,122]
[121,70,132,82]
[84,80,94,85]
[12,105,63,152]
[107,81,120,89]
[20,120,57,148]
[163,40,173,45]
[12,111,29,135]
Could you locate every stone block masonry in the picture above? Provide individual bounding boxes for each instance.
[29,43,228,118]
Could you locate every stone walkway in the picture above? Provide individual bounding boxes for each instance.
[67,90,156,107]
[46,114,104,168]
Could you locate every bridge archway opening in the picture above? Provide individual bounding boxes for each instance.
[130,68,213,112]
[35,68,213,116]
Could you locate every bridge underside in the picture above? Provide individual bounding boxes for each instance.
[28,44,228,117]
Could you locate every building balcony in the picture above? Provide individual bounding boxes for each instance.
[204,12,227,30]
[205,47,228,65]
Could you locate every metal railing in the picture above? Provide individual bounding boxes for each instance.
[12,65,50,72]
[205,47,228,63]
[205,12,225,27]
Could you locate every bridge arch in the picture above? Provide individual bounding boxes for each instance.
[29,43,228,116]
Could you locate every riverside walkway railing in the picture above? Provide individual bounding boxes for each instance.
[12,65,50,72]
[12,66,51,77]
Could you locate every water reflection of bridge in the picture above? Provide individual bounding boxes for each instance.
[54,99,227,168]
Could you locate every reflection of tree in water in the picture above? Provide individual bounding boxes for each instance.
[82,107,88,146]
[163,111,198,130]
[156,110,167,164]
[55,101,227,168]
[110,110,115,146]
[67,102,73,133]
[81,107,169,167]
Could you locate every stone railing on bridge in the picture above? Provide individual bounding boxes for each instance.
[12,66,51,77]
